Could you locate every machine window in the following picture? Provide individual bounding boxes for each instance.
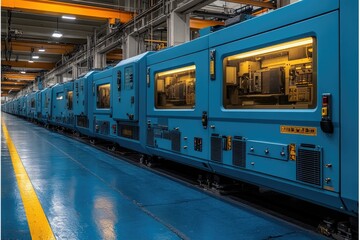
[67,91,73,110]
[223,37,316,109]
[155,65,196,109]
[97,83,110,109]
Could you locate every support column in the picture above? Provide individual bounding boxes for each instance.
[94,53,105,69]
[124,34,138,59]
[167,11,190,47]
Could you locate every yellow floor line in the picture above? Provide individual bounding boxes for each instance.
[2,119,56,240]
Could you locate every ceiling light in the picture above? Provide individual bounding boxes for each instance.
[28,60,34,63]
[32,55,40,59]
[38,47,45,52]
[62,15,76,20]
[52,18,63,38]
[52,30,63,38]
[20,71,26,74]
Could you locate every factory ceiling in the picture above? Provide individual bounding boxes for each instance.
[1,0,276,96]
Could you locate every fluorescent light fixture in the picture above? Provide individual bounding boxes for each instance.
[32,55,40,59]
[62,15,76,20]
[38,48,45,52]
[28,60,34,63]
[20,71,26,74]
[157,65,196,77]
[52,30,63,38]
[228,37,313,60]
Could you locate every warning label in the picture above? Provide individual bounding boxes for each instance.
[280,125,317,136]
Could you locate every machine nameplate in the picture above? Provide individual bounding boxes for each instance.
[280,125,317,136]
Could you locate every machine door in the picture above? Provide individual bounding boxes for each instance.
[146,50,209,160]
[74,78,86,115]
[209,12,339,192]
[112,63,138,121]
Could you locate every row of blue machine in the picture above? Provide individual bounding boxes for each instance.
[2,0,358,217]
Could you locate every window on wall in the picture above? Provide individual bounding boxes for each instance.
[97,83,110,109]
[223,37,316,109]
[67,91,73,110]
[155,65,196,109]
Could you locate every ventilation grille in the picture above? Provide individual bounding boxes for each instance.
[232,139,246,167]
[296,147,321,186]
[77,116,89,128]
[170,130,181,152]
[211,135,222,162]
[147,128,154,147]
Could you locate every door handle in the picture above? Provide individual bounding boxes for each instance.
[202,111,208,129]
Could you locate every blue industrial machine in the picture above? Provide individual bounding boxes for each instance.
[2,0,357,219]
[73,71,98,137]
[40,87,53,125]
[26,92,37,119]
[112,52,152,153]
[91,67,118,143]
[49,82,75,130]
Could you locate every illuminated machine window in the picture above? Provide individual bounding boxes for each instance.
[56,93,63,100]
[67,91,73,110]
[223,37,316,109]
[97,83,110,109]
[155,65,196,109]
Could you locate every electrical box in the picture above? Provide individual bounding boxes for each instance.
[226,66,237,85]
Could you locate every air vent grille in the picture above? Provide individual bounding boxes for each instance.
[211,135,222,162]
[233,139,246,167]
[296,147,321,186]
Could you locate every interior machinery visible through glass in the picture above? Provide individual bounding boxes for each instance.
[155,65,196,109]
[97,83,110,109]
[67,91,73,110]
[223,37,316,109]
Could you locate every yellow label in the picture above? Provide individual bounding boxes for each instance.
[280,125,317,136]
[289,144,296,161]
[210,61,215,75]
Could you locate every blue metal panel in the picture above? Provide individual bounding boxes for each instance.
[73,71,98,137]
[339,0,359,214]
[146,49,210,164]
[147,36,209,66]
[41,87,53,124]
[208,12,342,211]
[50,82,75,130]
[209,0,339,47]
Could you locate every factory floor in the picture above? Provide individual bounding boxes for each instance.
[1,113,325,239]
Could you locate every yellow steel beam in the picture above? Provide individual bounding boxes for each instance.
[2,0,134,24]
[2,41,74,55]
[1,81,29,85]
[2,72,38,80]
[190,18,224,29]
[2,61,55,70]
[226,0,276,9]
[1,86,22,91]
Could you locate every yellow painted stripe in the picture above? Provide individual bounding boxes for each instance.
[2,120,55,240]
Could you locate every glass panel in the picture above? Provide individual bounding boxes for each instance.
[155,65,196,109]
[97,83,110,109]
[223,37,316,109]
[67,91,73,110]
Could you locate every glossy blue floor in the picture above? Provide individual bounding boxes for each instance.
[1,113,325,239]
